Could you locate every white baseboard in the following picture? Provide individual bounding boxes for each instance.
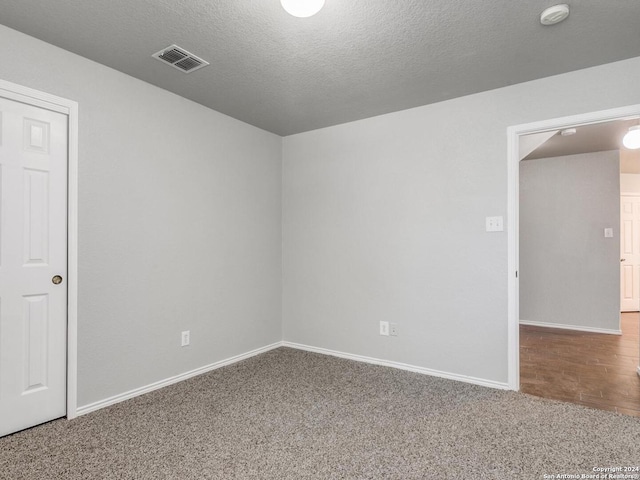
[282,341,510,391]
[76,341,284,417]
[77,340,516,417]
[519,320,622,335]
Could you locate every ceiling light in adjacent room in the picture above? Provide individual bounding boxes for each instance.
[281,0,325,17]
[560,128,576,136]
[623,126,640,150]
[540,4,570,25]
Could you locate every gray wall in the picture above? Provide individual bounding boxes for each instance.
[282,56,640,384]
[520,151,620,331]
[0,25,282,407]
[3,22,640,402]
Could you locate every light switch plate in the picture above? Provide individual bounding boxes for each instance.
[604,228,613,238]
[486,216,504,232]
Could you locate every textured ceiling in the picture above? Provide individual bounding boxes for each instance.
[524,119,639,160]
[0,1,639,135]
[523,118,640,174]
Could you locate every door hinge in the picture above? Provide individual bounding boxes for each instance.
[516,271,518,278]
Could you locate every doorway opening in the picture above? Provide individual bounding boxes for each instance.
[507,105,640,416]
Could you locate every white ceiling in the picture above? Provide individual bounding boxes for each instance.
[0,1,639,135]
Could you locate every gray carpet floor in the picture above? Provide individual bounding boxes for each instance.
[1,347,639,479]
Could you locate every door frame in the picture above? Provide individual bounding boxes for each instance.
[0,78,79,419]
[507,103,640,391]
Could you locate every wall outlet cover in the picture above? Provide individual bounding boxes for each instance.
[379,321,389,336]
[390,323,398,336]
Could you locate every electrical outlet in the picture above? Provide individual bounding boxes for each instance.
[390,323,398,336]
[380,321,389,336]
[181,330,190,347]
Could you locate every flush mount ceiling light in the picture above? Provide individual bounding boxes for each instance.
[540,4,570,25]
[560,128,576,136]
[623,126,640,150]
[281,0,325,17]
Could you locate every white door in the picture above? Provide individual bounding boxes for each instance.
[620,195,640,312]
[0,96,68,437]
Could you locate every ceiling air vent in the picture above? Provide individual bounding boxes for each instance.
[152,45,209,73]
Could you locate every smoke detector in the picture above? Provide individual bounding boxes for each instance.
[152,45,209,73]
[540,4,570,25]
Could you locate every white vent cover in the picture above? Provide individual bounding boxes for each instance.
[152,45,209,73]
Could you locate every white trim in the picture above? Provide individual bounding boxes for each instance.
[283,342,510,391]
[519,320,622,335]
[66,99,79,419]
[0,79,79,419]
[76,342,283,416]
[507,104,640,393]
[507,122,520,391]
[637,366,640,377]
[0,80,71,115]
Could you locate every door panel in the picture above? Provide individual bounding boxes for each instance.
[0,96,67,437]
[23,294,49,394]
[620,196,640,312]
[24,169,50,265]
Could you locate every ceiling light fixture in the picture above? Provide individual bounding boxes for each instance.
[560,128,576,136]
[281,0,325,18]
[540,4,570,25]
[623,126,640,150]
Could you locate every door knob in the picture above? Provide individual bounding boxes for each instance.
[52,275,63,285]
[621,259,626,262]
